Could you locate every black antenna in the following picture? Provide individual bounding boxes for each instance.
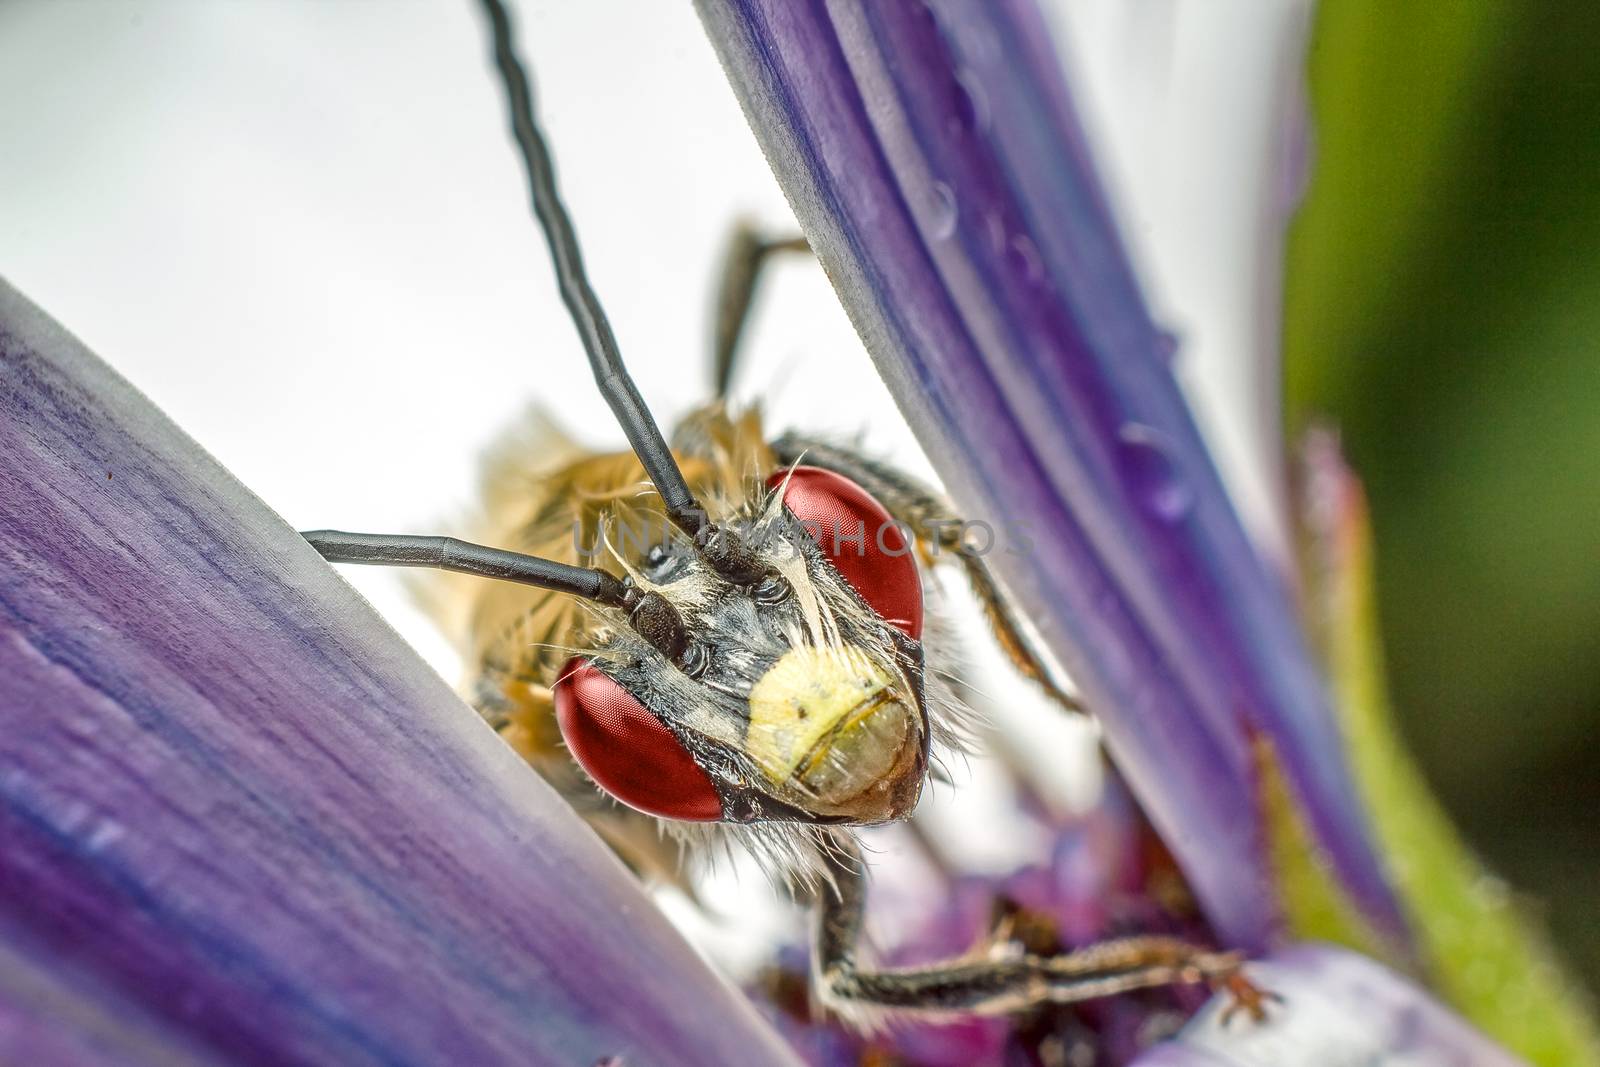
[303,530,687,660]
[479,0,764,584]
[305,530,626,601]
[479,0,689,527]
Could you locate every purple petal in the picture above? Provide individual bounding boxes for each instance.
[696,0,1405,950]
[1132,944,1525,1066]
[0,280,799,1065]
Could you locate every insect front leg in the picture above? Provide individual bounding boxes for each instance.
[812,836,1268,1021]
[772,434,1085,716]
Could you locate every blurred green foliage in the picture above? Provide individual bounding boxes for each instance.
[1287,428,1599,1062]
[1285,2,1600,991]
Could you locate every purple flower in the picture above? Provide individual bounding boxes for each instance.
[1132,945,1524,1067]
[0,0,1561,1061]
[694,0,1549,1062]
[0,281,800,1065]
[750,775,1210,1065]
[695,0,1397,956]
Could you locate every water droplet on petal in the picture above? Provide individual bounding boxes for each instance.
[947,70,990,137]
[1117,424,1194,522]
[84,819,125,853]
[1155,329,1181,364]
[926,181,958,240]
[1007,234,1044,285]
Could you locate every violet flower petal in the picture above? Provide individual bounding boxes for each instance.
[0,279,799,1066]
[1131,944,1525,1066]
[696,0,1405,950]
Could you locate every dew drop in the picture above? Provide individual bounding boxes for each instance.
[947,70,990,137]
[1155,329,1181,365]
[1007,234,1044,285]
[926,181,958,240]
[84,818,125,853]
[1117,424,1194,522]
[61,711,96,739]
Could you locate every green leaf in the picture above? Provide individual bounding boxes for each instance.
[1293,432,1600,1066]
[1257,732,1394,970]
[1283,7,1600,956]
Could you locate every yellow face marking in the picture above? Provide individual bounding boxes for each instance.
[745,646,895,784]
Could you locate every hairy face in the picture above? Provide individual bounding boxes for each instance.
[558,475,930,827]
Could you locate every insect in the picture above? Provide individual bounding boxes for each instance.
[306,0,1269,1028]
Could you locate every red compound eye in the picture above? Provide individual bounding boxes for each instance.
[767,466,923,639]
[553,658,723,822]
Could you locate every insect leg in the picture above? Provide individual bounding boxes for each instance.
[710,221,810,398]
[771,435,1085,716]
[812,836,1265,1019]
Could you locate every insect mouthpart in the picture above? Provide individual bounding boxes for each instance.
[745,645,926,823]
